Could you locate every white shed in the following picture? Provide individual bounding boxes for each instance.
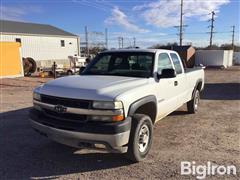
[233,52,240,65]
[195,50,233,68]
[0,20,80,68]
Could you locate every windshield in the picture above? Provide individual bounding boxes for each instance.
[81,52,155,78]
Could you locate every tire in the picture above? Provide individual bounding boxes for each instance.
[187,89,200,114]
[22,57,37,76]
[67,70,73,75]
[48,71,53,76]
[126,114,153,162]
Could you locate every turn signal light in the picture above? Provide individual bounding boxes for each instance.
[112,115,124,122]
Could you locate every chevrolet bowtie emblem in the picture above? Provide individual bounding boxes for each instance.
[54,104,67,113]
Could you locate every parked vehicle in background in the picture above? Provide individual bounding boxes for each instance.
[39,56,87,76]
[29,49,204,162]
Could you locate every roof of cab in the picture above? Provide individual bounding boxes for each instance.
[102,48,177,54]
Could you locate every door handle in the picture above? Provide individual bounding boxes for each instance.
[174,81,178,86]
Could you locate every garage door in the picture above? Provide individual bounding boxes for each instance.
[0,42,23,78]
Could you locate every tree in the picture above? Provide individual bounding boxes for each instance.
[220,44,240,51]
[204,44,220,50]
[89,47,106,55]
[149,42,178,49]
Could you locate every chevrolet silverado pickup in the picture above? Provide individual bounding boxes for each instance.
[30,49,204,162]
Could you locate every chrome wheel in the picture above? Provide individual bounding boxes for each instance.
[194,90,200,110]
[138,124,150,153]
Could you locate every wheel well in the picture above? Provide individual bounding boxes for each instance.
[134,102,157,123]
[196,81,202,91]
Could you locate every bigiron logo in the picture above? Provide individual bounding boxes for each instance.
[181,161,237,179]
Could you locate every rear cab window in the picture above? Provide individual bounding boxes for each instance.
[170,53,183,74]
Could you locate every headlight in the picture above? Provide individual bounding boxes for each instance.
[92,101,123,110]
[33,92,41,101]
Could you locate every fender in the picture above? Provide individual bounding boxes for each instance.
[191,79,203,99]
[128,95,157,117]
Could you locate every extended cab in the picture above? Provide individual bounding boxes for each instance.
[30,49,204,162]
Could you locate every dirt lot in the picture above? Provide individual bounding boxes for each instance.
[0,67,239,180]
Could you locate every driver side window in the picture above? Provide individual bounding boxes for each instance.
[158,53,173,74]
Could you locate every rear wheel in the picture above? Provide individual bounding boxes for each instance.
[126,114,153,162]
[67,70,73,75]
[187,89,200,114]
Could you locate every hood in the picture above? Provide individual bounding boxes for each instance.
[39,75,149,101]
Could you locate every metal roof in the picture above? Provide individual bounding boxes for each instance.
[0,20,78,37]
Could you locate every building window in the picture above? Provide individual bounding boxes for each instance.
[61,40,65,47]
[16,38,21,43]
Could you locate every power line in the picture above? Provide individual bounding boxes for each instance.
[208,11,215,47]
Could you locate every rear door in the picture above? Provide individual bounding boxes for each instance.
[156,53,179,120]
[170,53,189,105]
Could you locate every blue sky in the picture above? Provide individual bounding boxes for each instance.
[1,0,239,48]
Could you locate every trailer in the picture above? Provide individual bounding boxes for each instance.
[40,56,87,76]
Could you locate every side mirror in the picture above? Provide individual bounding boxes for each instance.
[157,68,176,79]
[79,66,86,74]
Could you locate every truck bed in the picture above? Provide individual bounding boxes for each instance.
[185,67,204,73]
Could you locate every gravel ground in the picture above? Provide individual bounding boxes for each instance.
[0,67,239,180]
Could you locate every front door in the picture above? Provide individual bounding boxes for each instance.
[156,53,179,120]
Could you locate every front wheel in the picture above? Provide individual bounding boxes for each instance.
[126,114,153,162]
[187,89,200,114]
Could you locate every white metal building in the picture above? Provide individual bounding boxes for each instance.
[195,50,233,68]
[0,20,80,67]
[233,52,240,65]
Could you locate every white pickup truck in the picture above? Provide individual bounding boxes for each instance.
[30,49,204,162]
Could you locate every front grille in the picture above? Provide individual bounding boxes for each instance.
[41,94,91,109]
[31,109,104,133]
[43,109,87,122]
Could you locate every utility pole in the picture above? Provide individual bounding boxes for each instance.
[85,26,89,56]
[118,37,123,49]
[118,37,121,49]
[209,11,215,47]
[105,28,108,49]
[231,25,235,51]
[174,0,187,46]
[121,37,123,48]
[179,0,183,46]
[133,37,136,47]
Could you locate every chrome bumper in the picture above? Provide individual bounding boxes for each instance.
[30,120,130,153]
